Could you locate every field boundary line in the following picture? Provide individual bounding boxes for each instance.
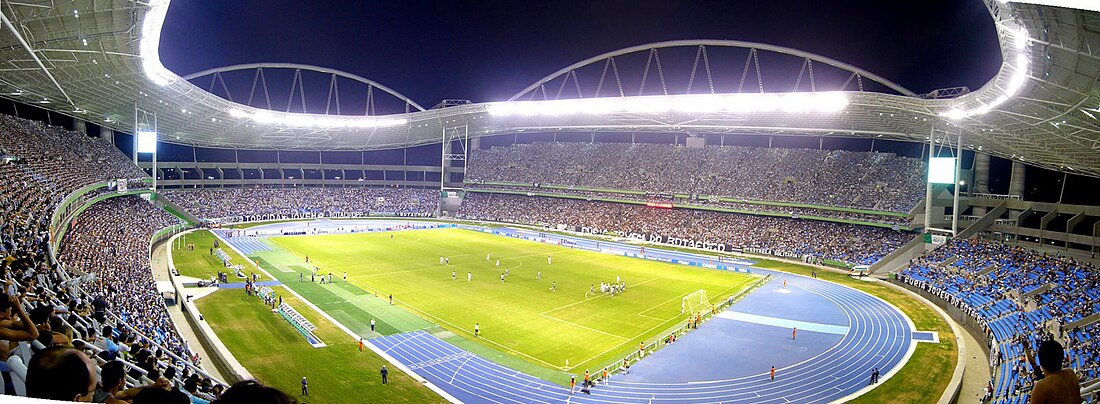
[537,313,631,341]
[213,232,463,404]
[347,278,566,370]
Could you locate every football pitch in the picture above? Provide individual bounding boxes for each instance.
[266,228,760,374]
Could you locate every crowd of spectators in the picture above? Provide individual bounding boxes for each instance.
[471,186,912,226]
[0,114,292,401]
[58,196,190,361]
[162,186,438,222]
[898,238,1098,403]
[0,114,146,195]
[458,193,911,265]
[466,142,926,213]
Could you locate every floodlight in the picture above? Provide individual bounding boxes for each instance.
[928,157,957,184]
[136,131,157,154]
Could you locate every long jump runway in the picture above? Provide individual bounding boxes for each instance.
[371,269,915,403]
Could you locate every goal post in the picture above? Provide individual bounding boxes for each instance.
[681,289,709,314]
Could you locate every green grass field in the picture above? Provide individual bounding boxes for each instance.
[171,230,267,282]
[195,288,442,403]
[266,228,758,374]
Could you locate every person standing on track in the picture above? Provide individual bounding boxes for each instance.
[770,366,775,381]
[602,367,608,385]
[570,376,575,394]
[792,327,797,340]
[370,318,375,333]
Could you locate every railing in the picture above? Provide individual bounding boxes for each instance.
[968,192,1022,201]
[47,182,222,387]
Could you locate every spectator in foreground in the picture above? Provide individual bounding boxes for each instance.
[213,380,297,404]
[1028,339,1082,404]
[0,292,41,342]
[27,346,97,402]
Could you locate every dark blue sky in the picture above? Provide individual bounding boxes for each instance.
[160,0,1000,107]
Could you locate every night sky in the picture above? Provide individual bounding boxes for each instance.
[159,0,1001,107]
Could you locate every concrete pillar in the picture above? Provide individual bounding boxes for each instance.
[972,153,991,216]
[100,126,114,145]
[73,120,87,135]
[1008,161,1026,198]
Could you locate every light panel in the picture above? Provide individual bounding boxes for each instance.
[928,157,957,184]
[486,93,849,117]
[136,131,157,154]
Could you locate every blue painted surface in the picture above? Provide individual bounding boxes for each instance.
[912,331,936,341]
[715,311,849,335]
[218,280,283,289]
[371,269,914,403]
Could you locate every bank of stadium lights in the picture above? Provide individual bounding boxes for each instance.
[227,108,406,128]
[941,27,1030,120]
[139,0,175,86]
[486,93,849,117]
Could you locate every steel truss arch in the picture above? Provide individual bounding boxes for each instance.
[181,63,426,113]
[510,39,918,101]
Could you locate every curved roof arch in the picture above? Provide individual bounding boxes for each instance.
[509,39,920,101]
[0,1,1097,176]
[180,63,426,112]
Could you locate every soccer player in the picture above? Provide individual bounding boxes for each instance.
[590,284,595,295]
[500,273,505,283]
[452,270,456,280]
[468,272,472,282]
[343,272,347,282]
[389,294,393,305]
[474,322,479,337]
[495,259,500,267]
[439,256,444,265]
[537,271,541,280]
[551,281,556,292]
[486,253,491,261]
[505,268,509,276]
[547,255,552,265]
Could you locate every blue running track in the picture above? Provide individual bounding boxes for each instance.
[372,269,914,403]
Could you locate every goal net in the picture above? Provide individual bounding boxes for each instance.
[682,289,709,314]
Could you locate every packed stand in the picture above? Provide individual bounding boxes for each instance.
[0,114,146,195]
[466,142,925,213]
[898,238,1098,403]
[476,185,911,226]
[458,193,911,264]
[162,186,438,222]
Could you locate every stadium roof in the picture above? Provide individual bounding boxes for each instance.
[0,0,1098,176]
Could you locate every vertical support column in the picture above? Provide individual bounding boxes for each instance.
[73,120,87,135]
[1008,161,1026,198]
[972,152,990,216]
[923,127,935,232]
[100,126,114,145]
[951,131,963,236]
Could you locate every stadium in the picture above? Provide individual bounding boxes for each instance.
[0,0,1098,403]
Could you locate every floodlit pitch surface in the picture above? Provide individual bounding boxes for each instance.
[268,228,758,373]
